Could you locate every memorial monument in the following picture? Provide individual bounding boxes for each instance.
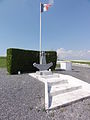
[33,2,53,75]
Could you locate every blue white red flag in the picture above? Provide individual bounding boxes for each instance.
[41,3,52,12]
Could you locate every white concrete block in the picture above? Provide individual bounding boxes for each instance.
[60,61,72,71]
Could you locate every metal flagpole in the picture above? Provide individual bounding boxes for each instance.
[40,2,42,64]
[33,2,53,71]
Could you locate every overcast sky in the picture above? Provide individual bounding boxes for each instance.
[57,48,90,60]
[0,0,90,59]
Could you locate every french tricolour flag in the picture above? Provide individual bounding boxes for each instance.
[41,3,52,12]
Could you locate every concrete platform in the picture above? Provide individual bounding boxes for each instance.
[29,73,90,110]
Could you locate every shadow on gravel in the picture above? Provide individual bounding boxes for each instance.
[55,68,80,73]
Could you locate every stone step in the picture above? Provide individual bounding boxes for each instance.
[42,74,60,79]
[48,80,68,86]
[50,86,82,96]
[48,82,81,93]
[49,88,90,109]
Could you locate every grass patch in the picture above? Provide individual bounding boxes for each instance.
[0,57,6,68]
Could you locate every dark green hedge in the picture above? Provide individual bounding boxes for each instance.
[7,48,57,74]
[46,51,57,70]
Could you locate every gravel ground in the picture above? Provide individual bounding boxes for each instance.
[0,66,90,120]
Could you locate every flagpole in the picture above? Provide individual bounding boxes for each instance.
[40,2,42,64]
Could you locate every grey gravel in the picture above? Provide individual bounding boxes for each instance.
[0,66,90,120]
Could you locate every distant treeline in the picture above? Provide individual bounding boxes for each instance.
[71,61,90,65]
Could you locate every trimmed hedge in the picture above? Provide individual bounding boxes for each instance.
[7,48,57,74]
[46,51,57,70]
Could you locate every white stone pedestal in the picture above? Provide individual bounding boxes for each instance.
[36,70,52,76]
[29,72,90,110]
